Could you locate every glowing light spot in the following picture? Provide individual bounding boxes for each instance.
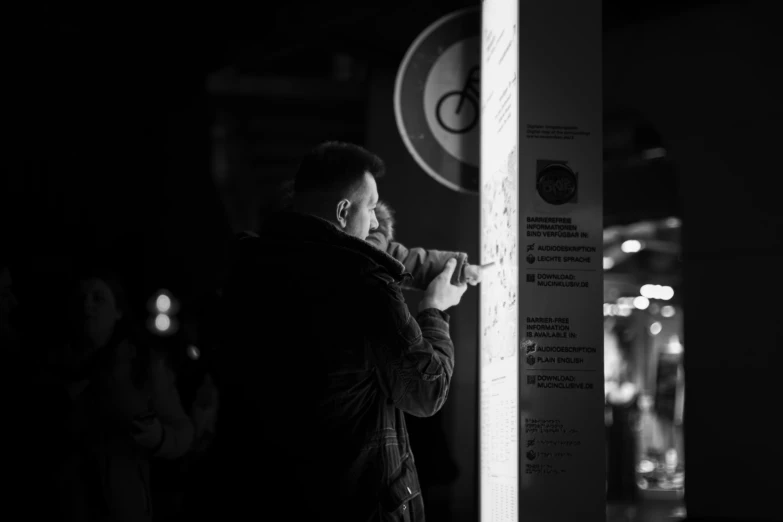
[666,335,683,355]
[633,296,650,310]
[155,314,171,332]
[638,460,655,474]
[641,284,674,300]
[621,240,642,253]
[156,294,171,313]
[665,217,681,228]
[650,321,662,335]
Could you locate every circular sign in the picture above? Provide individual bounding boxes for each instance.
[536,163,577,205]
[394,7,480,195]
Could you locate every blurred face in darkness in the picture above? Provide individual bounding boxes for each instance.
[73,278,123,349]
[336,172,379,241]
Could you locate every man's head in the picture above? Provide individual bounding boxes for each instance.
[291,141,384,240]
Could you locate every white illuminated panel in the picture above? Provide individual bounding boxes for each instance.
[479,0,519,520]
[481,1,603,521]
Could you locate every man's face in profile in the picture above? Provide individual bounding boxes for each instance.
[342,172,379,241]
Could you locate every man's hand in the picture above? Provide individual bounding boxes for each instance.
[420,259,468,312]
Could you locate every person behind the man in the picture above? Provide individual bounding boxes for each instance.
[210,141,467,521]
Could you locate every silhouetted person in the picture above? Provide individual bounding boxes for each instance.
[210,141,467,521]
[49,269,194,521]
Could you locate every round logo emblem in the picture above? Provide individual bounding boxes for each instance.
[536,163,577,205]
[394,7,480,195]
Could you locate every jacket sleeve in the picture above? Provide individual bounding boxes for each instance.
[362,274,455,418]
[149,358,195,459]
[386,241,469,290]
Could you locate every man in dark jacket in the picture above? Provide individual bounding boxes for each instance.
[211,141,467,521]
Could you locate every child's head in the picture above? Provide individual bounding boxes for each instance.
[365,200,395,250]
[373,201,394,240]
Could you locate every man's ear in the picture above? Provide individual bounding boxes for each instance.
[336,199,351,228]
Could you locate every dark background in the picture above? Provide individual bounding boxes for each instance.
[4,0,703,295]
[3,1,780,521]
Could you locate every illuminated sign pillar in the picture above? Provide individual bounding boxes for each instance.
[479,1,604,521]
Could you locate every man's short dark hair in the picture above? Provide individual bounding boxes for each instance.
[294,141,385,199]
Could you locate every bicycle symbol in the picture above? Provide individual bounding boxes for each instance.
[435,66,480,134]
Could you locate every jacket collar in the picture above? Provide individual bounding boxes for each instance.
[249,211,409,281]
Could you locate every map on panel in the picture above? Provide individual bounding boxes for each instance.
[480,0,519,519]
[481,144,519,365]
